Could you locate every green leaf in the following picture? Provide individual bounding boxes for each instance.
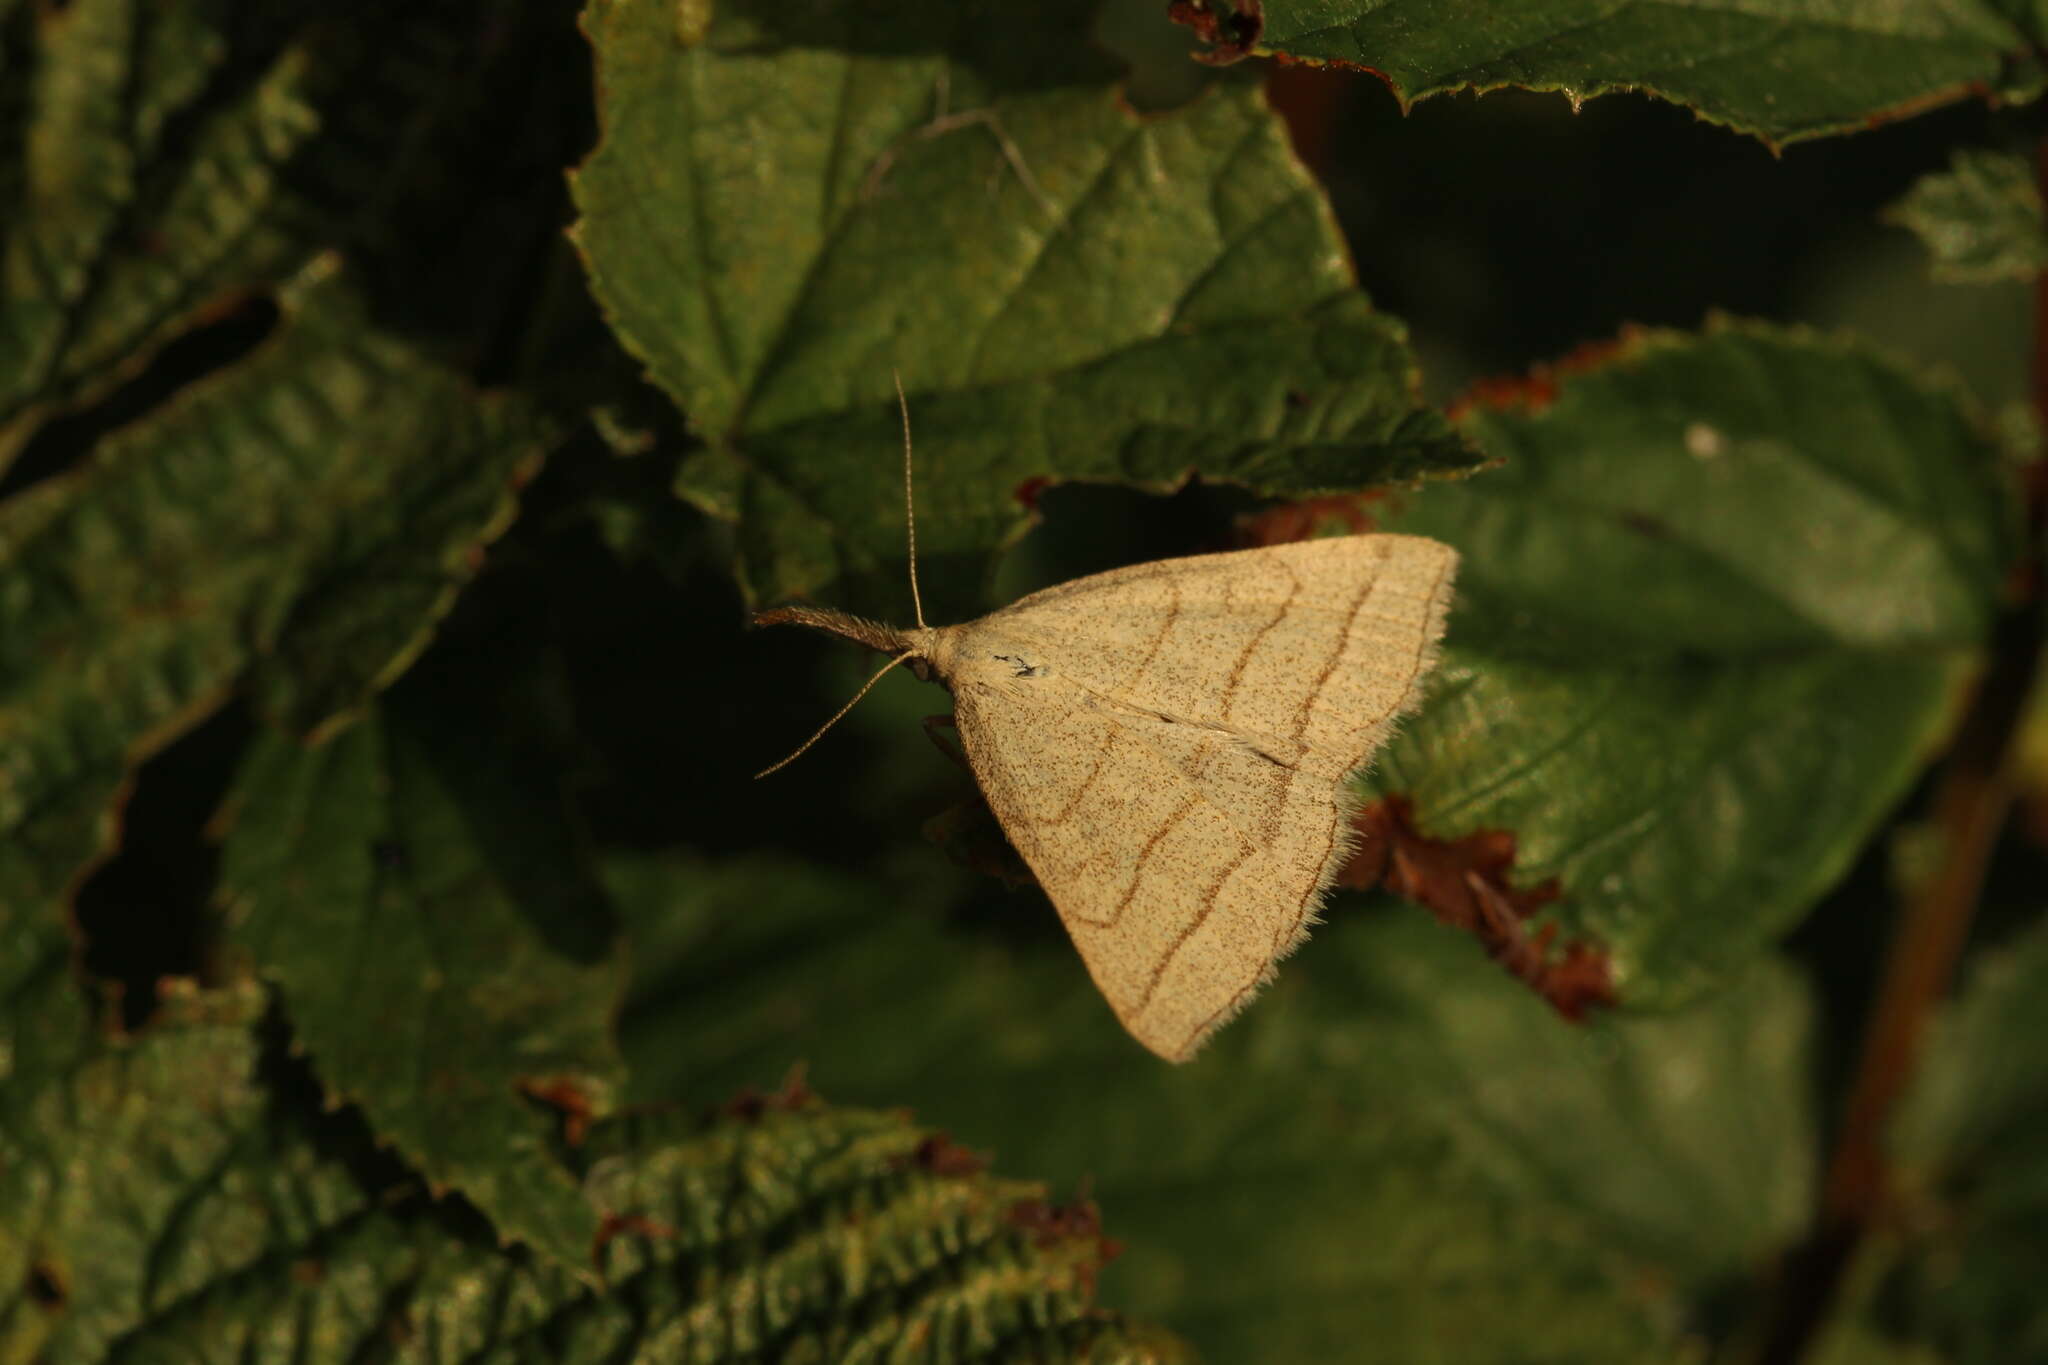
[570,0,1477,618]
[0,0,322,464]
[1361,323,2017,1005]
[215,684,626,1268]
[0,0,599,465]
[0,979,374,1364]
[1231,0,2041,150]
[1873,916,2048,1357]
[0,771,124,961]
[575,1105,1184,1364]
[612,851,1818,1363]
[1898,917,2048,1171]
[1886,147,2048,284]
[0,263,550,930]
[123,1100,1181,1363]
[0,972,1179,1363]
[0,790,113,1359]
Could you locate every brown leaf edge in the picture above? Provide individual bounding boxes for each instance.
[1006,1196,1124,1296]
[1340,795,1616,1020]
[1235,491,1385,547]
[521,1076,599,1147]
[1443,334,1636,423]
[901,1133,993,1177]
[1165,0,1264,67]
[718,1063,816,1121]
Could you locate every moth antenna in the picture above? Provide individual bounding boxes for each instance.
[894,369,927,631]
[755,649,917,779]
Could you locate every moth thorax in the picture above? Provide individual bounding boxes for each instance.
[916,625,957,681]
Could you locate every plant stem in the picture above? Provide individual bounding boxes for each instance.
[1751,133,2048,1365]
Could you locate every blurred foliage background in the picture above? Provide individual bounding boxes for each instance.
[4,0,2046,1360]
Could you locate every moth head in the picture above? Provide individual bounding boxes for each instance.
[749,609,938,779]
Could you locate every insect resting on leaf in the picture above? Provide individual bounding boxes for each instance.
[756,375,1457,1061]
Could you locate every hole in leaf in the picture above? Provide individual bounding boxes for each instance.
[26,1262,65,1308]
[73,701,251,1031]
[0,295,280,502]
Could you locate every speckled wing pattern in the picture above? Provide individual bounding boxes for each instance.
[944,535,1459,1061]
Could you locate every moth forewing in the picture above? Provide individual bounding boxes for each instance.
[928,535,1458,1061]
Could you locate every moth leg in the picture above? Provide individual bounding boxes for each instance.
[922,713,971,774]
